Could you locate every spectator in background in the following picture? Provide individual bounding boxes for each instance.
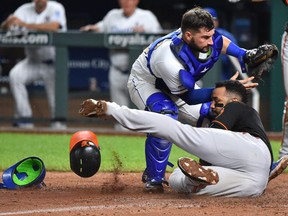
[0,0,67,129]
[279,23,288,158]
[204,7,238,80]
[80,0,162,131]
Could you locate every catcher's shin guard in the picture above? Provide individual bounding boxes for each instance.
[144,135,173,183]
[143,92,178,184]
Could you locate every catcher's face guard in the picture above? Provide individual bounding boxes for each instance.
[70,131,101,178]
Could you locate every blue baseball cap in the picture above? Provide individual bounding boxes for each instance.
[204,7,218,20]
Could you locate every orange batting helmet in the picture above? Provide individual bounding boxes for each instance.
[69,130,101,178]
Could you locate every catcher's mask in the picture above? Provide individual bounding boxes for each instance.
[0,156,46,190]
[70,130,101,178]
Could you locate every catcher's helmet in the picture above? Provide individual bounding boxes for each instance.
[69,130,101,178]
[0,156,46,190]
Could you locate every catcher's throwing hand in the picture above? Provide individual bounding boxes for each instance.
[230,71,258,89]
[245,43,279,80]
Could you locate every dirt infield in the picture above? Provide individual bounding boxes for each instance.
[1,171,288,216]
[0,129,286,215]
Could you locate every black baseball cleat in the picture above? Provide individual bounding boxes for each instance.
[269,155,288,182]
[141,168,149,183]
[178,157,219,185]
[79,99,108,118]
[142,169,169,193]
[144,181,164,193]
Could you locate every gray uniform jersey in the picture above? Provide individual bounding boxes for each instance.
[14,1,67,61]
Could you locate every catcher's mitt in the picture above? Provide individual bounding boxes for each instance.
[245,44,279,80]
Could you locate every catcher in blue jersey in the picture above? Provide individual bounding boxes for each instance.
[127,7,277,192]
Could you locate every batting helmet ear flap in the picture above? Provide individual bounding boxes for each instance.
[69,131,101,178]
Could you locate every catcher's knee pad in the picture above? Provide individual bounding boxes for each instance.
[144,93,178,183]
[70,130,101,178]
[145,92,178,119]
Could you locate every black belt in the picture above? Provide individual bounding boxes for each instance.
[112,65,130,74]
[42,59,54,65]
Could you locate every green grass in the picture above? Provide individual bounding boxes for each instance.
[0,133,282,173]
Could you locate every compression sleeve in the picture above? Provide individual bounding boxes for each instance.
[178,88,213,105]
[226,41,246,58]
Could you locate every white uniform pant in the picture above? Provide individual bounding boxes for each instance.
[280,31,288,158]
[109,66,131,131]
[109,66,130,107]
[127,74,202,126]
[106,102,271,197]
[9,58,55,119]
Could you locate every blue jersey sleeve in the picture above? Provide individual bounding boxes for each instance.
[178,88,213,105]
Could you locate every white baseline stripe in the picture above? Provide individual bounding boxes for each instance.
[0,202,200,215]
